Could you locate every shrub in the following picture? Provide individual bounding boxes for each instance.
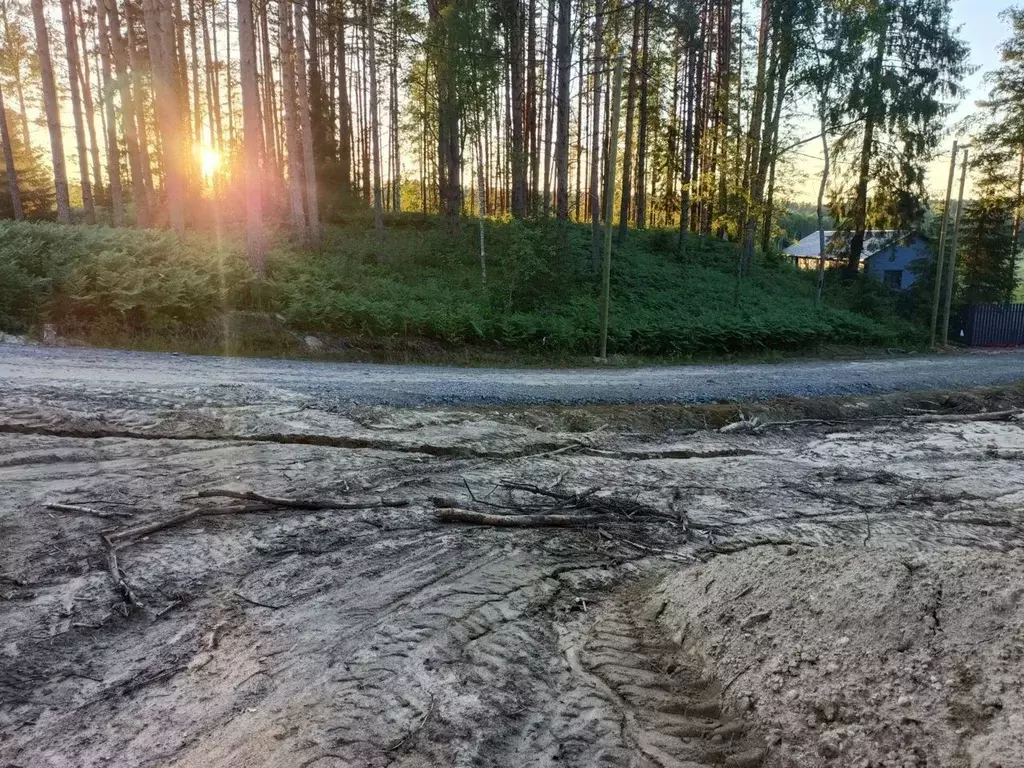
[0,217,922,356]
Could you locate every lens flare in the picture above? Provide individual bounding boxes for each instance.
[198,146,221,179]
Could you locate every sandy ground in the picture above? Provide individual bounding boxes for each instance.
[2,385,1023,767]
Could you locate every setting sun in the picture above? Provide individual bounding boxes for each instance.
[198,146,221,179]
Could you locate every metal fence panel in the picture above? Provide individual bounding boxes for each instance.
[962,303,1024,347]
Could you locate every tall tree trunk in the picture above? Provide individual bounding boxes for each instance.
[125,2,156,204]
[172,0,192,149]
[337,5,351,196]
[236,0,265,268]
[142,0,187,232]
[0,79,24,219]
[60,0,95,221]
[532,0,540,211]
[32,0,73,223]
[759,47,789,254]
[389,0,400,211]
[200,0,218,146]
[814,98,830,303]
[678,42,695,256]
[279,0,305,233]
[366,0,383,237]
[75,0,105,203]
[739,0,770,272]
[588,0,604,270]
[188,0,201,144]
[553,0,570,220]
[847,27,886,278]
[293,0,320,241]
[210,0,224,148]
[257,0,276,170]
[95,0,124,224]
[475,126,487,283]
[540,0,555,216]
[225,0,234,141]
[617,0,641,240]
[507,0,527,219]
[358,15,369,201]
[573,0,584,220]
[430,0,460,227]
[634,0,650,229]
[116,0,153,225]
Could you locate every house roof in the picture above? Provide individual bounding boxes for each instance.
[784,230,904,261]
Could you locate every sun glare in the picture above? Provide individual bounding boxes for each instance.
[198,146,221,179]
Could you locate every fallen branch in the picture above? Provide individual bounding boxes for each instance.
[232,590,287,610]
[909,409,1020,424]
[501,482,681,523]
[105,492,407,545]
[434,508,606,528]
[99,534,144,613]
[46,503,133,520]
[195,488,409,510]
[579,447,758,460]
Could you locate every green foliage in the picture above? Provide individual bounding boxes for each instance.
[957,196,1018,304]
[0,221,252,332]
[0,217,921,355]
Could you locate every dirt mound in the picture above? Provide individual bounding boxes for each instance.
[653,547,1024,767]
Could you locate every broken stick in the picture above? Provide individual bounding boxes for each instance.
[434,508,606,528]
[909,409,1020,424]
[195,488,409,510]
[46,503,133,520]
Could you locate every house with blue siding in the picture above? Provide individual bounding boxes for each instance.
[784,230,932,290]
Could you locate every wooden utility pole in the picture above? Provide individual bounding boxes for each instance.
[930,140,957,347]
[941,146,969,347]
[598,58,623,361]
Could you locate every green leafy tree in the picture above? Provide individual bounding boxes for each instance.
[830,0,968,277]
[971,7,1024,299]
[957,195,1017,304]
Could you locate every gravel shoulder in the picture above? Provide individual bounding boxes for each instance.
[2,343,1024,406]
[1,380,1023,767]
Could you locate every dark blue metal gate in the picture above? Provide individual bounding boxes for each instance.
[961,303,1024,347]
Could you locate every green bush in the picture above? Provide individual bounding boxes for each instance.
[0,216,921,356]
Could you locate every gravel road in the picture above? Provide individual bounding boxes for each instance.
[2,343,1023,406]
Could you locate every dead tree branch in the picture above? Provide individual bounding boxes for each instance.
[195,488,409,510]
[909,409,1020,423]
[434,508,607,527]
[45,503,134,520]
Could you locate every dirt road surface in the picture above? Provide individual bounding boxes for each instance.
[2,370,1024,767]
[2,344,1024,405]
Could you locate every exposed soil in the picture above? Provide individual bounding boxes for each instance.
[1,386,1023,767]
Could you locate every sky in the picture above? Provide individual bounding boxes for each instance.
[788,0,1009,202]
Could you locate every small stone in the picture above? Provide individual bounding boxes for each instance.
[825,662,841,675]
[898,695,912,707]
[303,335,324,351]
[837,636,851,647]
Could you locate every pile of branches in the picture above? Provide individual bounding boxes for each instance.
[431,482,687,533]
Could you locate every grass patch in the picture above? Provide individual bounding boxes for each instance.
[0,214,923,362]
